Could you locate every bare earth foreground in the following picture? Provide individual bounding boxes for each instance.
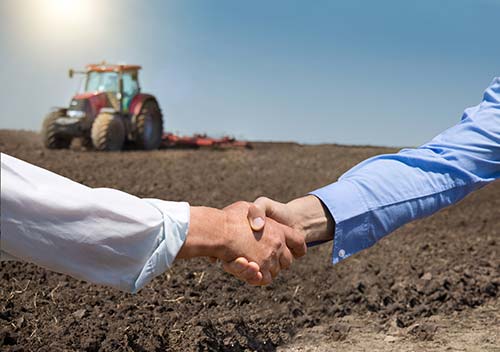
[0,130,498,352]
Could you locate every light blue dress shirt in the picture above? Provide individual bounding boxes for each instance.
[312,77,500,264]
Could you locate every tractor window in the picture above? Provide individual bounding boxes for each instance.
[85,72,119,93]
[85,72,100,92]
[122,73,139,97]
[122,73,139,110]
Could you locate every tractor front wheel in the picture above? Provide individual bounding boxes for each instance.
[41,111,72,149]
[134,100,163,150]
[91,112,125,151]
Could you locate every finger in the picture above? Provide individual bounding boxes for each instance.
[268,255,281,279]
[247,271,264,286]
[284,227,307,258]
[260,269,273,286]
[222,257,251,275]
[223,259,263,285]
[239,261,262,283]
[253,197,288,221]
[248,196,288,231]
[279,247,294,270]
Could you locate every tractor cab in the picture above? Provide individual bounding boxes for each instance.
[42,62,163,151]
[72,63,141,113]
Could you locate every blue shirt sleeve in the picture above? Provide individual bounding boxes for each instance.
[311,77,500,264]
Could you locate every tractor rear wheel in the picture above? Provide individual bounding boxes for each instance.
[41,111,72,149]
[91,112,125,151]
[134,100,163,150]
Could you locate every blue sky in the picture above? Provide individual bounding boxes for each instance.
[0,0,499,146]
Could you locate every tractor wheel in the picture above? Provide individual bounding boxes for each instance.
[91,112,125,151]
[41,111,72,149]
[134,100,163,150]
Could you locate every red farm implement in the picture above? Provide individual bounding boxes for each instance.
[162,133,251,149]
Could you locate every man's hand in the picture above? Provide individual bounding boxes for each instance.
[224,195,335,284]
[221,201,306,284]
[176,202,306,285]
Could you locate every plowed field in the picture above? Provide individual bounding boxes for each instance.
[1,130,498,351]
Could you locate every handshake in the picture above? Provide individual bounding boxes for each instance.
[177,195,335,285]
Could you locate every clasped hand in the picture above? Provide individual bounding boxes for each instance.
[222,195,334,285]
[177,195,332,285]
[217,200,305,285]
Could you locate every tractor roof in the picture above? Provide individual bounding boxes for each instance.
[86,63,141,73]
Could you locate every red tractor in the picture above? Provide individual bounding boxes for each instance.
[41,63,163,151]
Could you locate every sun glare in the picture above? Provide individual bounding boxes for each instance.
[18,0,96,45]
[50,0,79,16]
[40,0,91,24]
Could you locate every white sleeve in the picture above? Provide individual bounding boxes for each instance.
[0,153,190,293]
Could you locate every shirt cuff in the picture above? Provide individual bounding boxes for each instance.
[132,199,190,292]
[310,180,372,264]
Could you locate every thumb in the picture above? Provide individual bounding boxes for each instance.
[248,196,290,231]
[248,202,266,231]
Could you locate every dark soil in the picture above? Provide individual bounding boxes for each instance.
[0,130,498,351]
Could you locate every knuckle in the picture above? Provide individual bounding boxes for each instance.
[270,249,278,259]
[270,236,282,248]
[255,196,269,203]
[233,200,248,208]
[274,240,283,250]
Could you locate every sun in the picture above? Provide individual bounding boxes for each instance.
[38,0,92,26]
[48,0,80,16]
[6,0,105,51]
[20,0,95,44]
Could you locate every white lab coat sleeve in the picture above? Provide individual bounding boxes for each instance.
[0,153,190,293]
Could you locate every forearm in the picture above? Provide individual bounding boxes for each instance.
[176,206,227,259]
[285,195,335,244]
[311,77,500,263]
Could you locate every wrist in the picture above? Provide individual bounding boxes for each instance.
[177,206,227,259]
[287,195,334,243]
